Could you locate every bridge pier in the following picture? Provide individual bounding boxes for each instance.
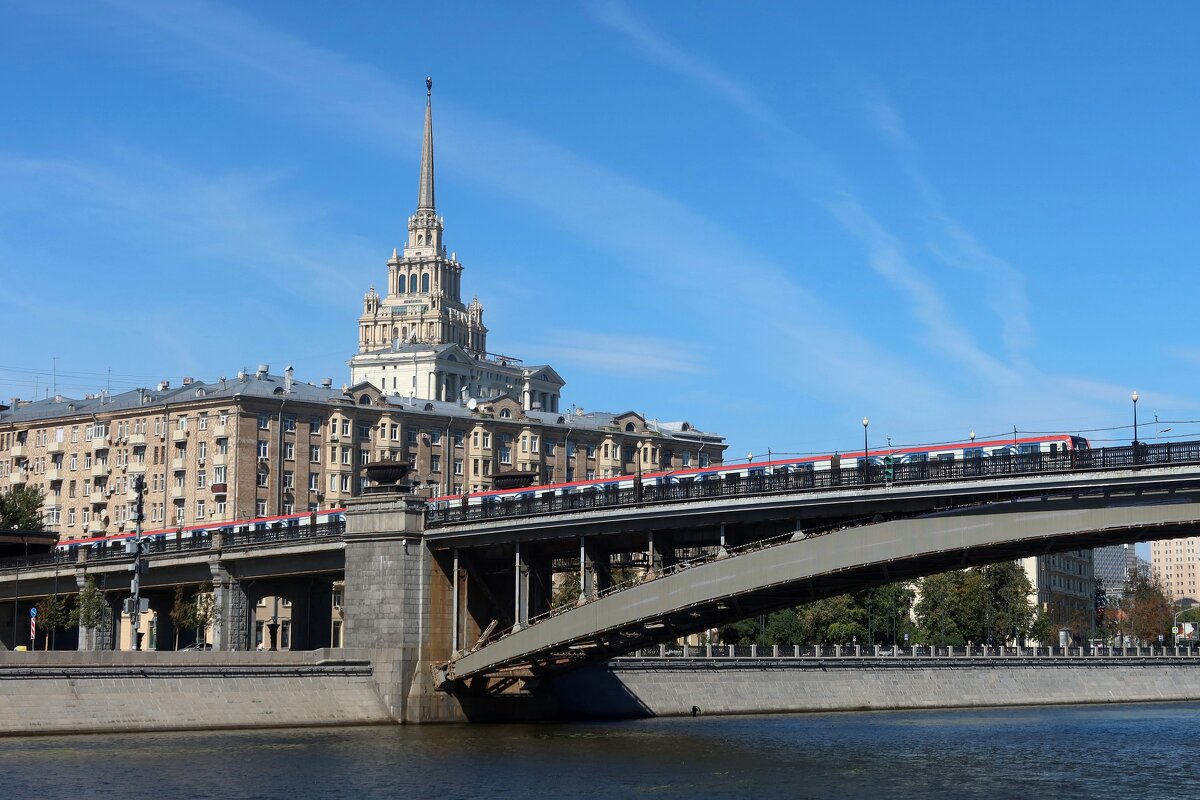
[210,564,250,652]
[343,491,462,723]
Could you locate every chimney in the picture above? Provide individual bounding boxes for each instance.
[321,378,333,388]
[285,365,294,393]
[256,364,269,379]
[182,376,193,386]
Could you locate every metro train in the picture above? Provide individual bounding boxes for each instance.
[54,507,348,556]
[428,432,1091,514]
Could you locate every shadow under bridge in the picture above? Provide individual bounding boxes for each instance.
[438,489,1200,687]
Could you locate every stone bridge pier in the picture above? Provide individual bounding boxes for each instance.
[342,491,463,723]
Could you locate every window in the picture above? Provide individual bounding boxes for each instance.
[482,433,491,449]
[70,454,78,471]
[284,471,294,490]
[390,424,400,441]
[431,455,442,472]
[453,430,464,447]
[310,445,321,463]
[430,430,441,445]
[454,459,463,476]
[358,423,371,439]
[217,501,226,517]
[699,452,710,468]
[682,451,692,467]
[258,413,270,430]
[197,470,207,488]
[341,447,351,465]
[359,449,370,465]
[284,415,296,433]
[219,411,229,427]
[214,465,227,483]
[217,438,229,455]
[309,474,319,491]
[284,442,295,460]
[198,414,208,431]
[256,500,267,517]
[257,471,269,488]
[177,416,187,431]
[309,416,322,434]
[545,440,556,456]
[342,420,351,437]
[257,441,269,459]
[472,431,479,447]
[195,500,205,518]
[421,273,430,292]
[586,444,596,458]
[407,428,417,444]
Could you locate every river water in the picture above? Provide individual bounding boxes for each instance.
[4,702,1192,799]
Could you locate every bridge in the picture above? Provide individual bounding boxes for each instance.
[3,439,1200,721]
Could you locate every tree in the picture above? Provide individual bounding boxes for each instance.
[551,571,581,610]
[0,485,44,530]
[169,585,195,650]
[69,577,110,648]
[34,594,69,650]
[859,582,915,646]
[192,581,218,643]
[1117,571,1173,645]
[980,562,1034,645]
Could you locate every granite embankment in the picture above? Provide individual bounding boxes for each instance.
[554,655,1200,718]
[0,649,393,736]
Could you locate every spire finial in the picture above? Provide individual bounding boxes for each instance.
[417,77,435,211]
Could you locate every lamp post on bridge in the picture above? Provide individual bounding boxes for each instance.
[1132,391,1140,463]
[862,417,869,484]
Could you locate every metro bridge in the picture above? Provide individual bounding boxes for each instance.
[427,440,1200,688]
[4,440,1200,703]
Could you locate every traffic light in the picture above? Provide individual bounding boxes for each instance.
[883,455,895,482]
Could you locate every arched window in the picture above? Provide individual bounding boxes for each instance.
[625,422,636,432]
[409,274,418,293]
[417,234,424,245]
[499,408,511,419]
[392,326,398,339]
[421,273,430,293]
[358,395,372,406]
[396,276,404,293]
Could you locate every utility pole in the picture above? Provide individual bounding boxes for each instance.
[125,474,149,649]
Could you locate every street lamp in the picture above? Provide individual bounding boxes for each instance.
[1132,391,1140,462]
[862,417,869,484]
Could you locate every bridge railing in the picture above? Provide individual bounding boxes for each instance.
[428,440,1200,527]
[0,520,346,574]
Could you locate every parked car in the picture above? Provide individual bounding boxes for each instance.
[180,642,212,651]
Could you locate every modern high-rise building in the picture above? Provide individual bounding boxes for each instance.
[1151,536,1200,604]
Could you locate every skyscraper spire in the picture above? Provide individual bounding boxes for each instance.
[417,76,435,211]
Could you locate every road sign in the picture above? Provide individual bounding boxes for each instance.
[29,607,36,642]
[1173,626,1180,635]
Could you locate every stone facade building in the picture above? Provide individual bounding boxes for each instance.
[0,370,723,540]
[349,79,565,412]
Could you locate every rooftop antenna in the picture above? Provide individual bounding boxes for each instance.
[52,356,57,396]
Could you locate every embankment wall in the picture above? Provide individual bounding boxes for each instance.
[0,649,392,736]
[553,656,1200,718]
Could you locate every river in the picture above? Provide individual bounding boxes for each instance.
[4,702,1192,799]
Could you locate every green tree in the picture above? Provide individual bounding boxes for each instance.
[860,582,916,646]
[980,561,1035,645]
[0,485,45,530]
[69,577,110,648]
[552,571,581,610]
[34,594,69,650]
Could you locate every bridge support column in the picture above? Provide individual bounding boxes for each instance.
[146,592,177,651]
[210,563,250,652]
[344,491,462,723]
[514,543,530,631]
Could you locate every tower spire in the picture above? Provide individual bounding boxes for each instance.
[417,77,435,211]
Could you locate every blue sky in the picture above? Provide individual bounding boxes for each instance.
[3,1,1199,459]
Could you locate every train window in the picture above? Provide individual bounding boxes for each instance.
[964,448,983,460]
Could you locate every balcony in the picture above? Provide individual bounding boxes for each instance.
[10,444,27,460]
[212,452,228,466]
[128,432,147,447]
[171,485,186,499]
[45,467,64,482]
[91,437,111,451]
[47,439,65,454]
[171,457,186,471]
[90,462,110,478]
[86,519,106,535]
[211,482,228,495]
[8,471,27,487]
[126,462,146,475]
[89,489,108,505]
[171,428,189,442]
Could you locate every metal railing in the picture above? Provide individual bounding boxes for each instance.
[0,520,346,573]
[428,440,1200,527]
[619,643,1200,660]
